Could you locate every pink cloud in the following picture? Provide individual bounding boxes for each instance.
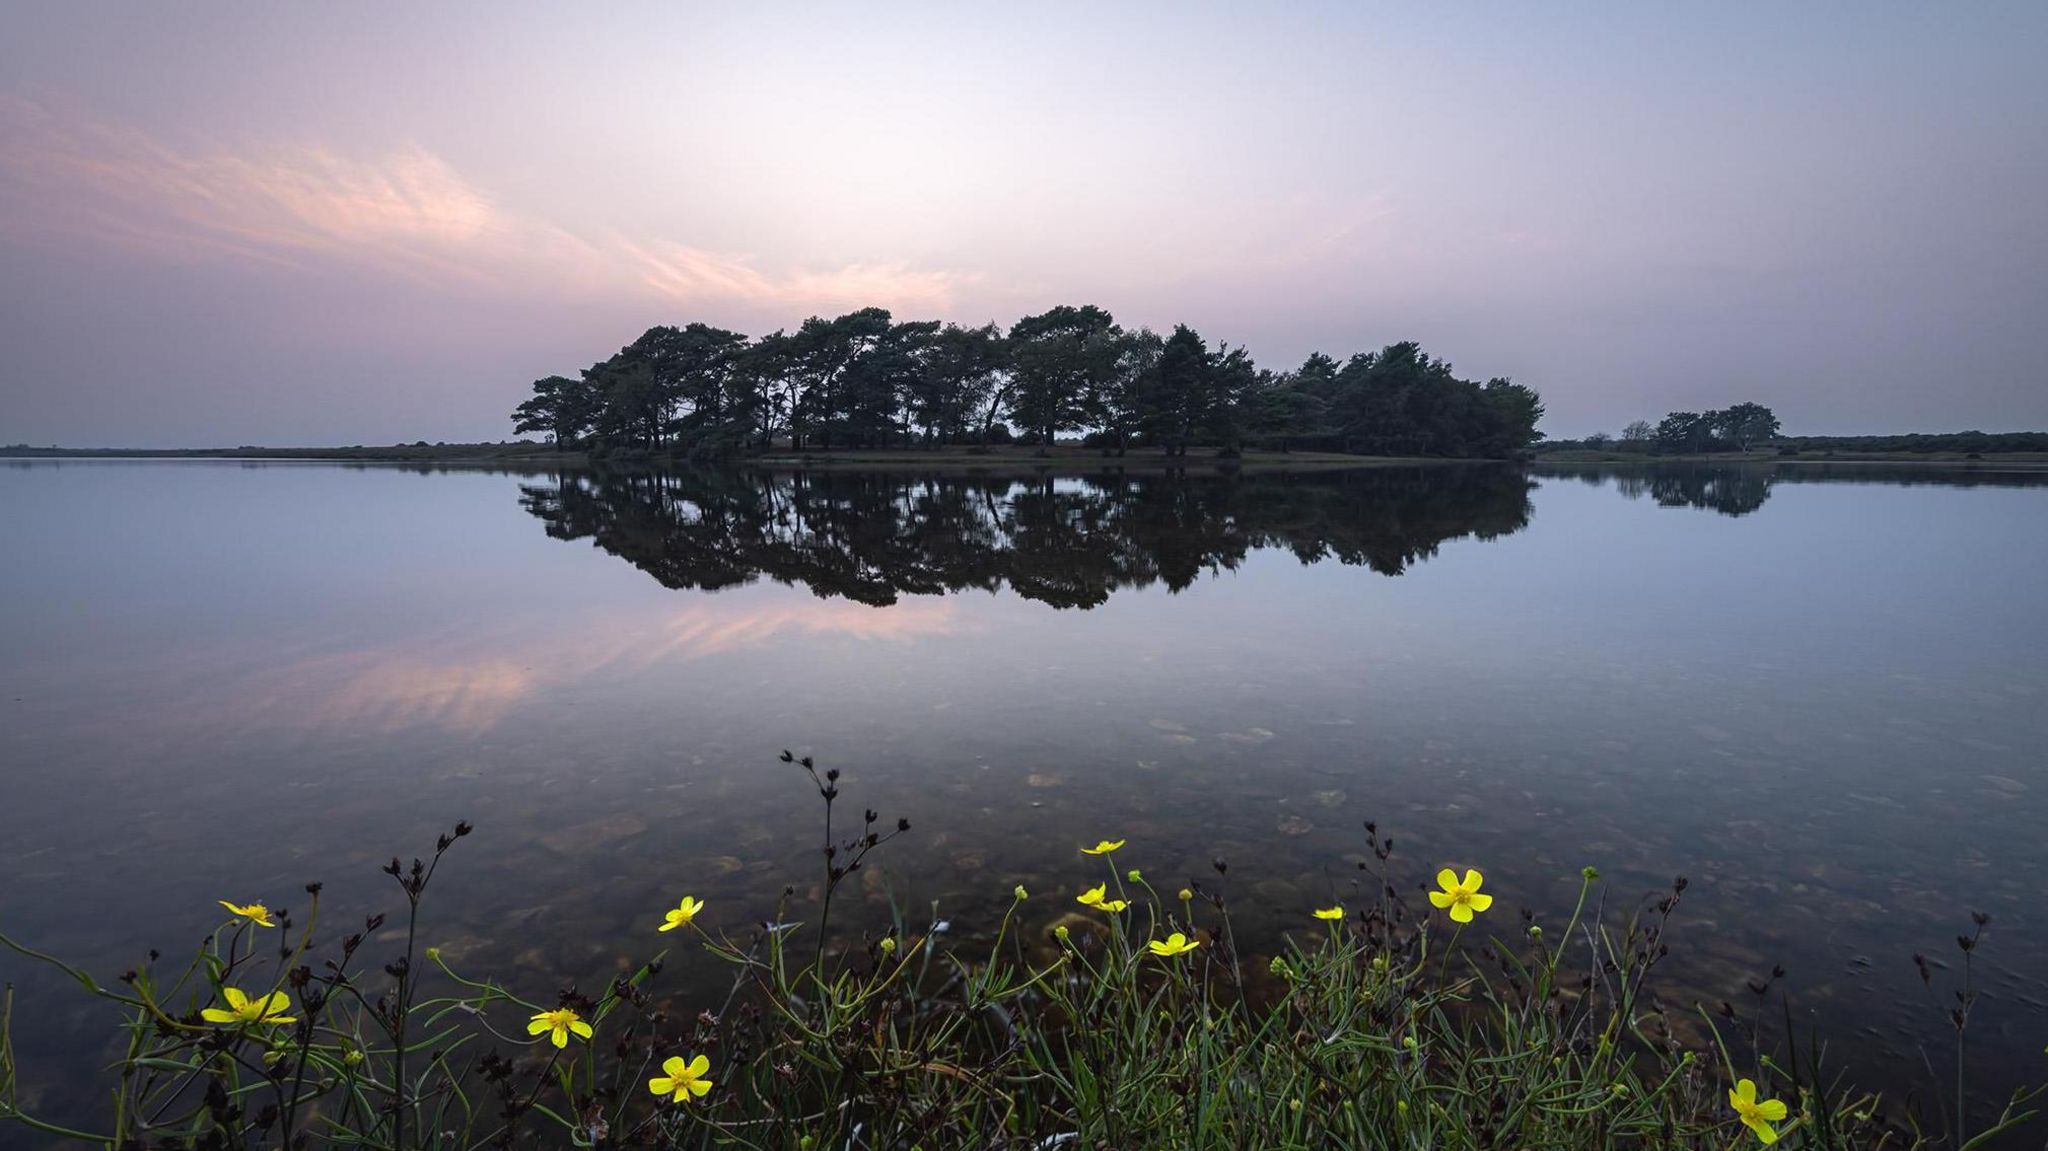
[0,97,962,314]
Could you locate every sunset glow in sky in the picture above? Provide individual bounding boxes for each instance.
[3,2,2045,444]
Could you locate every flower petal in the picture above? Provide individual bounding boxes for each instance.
[688,1077,712,1097]
[1758,1100,1787,1122]
[1436,868,1458,892]
[648,1077,674,1096]
[1467,892,1494,912]
[551,1027,569,1048]
[688,1054,710,1077]
[201,1008,238,1024]
[570,1020,593,1039]
[663,1056,688,1076]
[1449,902,1474,923]
[1735,1079,1757,1104]
[1428,890,1454,909]
[223,987,249,1010]
[527,1018,551,1036]
[1462,869,1483,892]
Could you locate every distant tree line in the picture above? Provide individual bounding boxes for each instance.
[1766,430,2048,455]
[510,306,1545,460]
[1541,405,2048,456]
[1541,403,1784,455]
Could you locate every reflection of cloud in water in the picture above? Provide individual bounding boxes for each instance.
[310,655,537,736]
[275,597,962,736]
[631,599,962,666]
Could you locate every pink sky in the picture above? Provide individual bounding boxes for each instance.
[3,3,2045,444]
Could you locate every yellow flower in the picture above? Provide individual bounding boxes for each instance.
[1428,868,1494,923]
[218,901,275,929]
[201,987,297,1026]
[648,1053,713,1103]
[1729,1079,1788,1144]
[527,1008,593,1048]
[658,896,704,933]
[1147,932,1200,958]
[1075,884,1128,913]
[1313,905,1345,921]
[1081,839,1125,856]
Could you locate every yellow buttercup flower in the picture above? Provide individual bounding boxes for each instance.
[1075,884,1128,913]
[1428,868,1493,923]
[1729,1079,1788,1144]
[201,987,296,1026]
[219,901,275,929]
[658,896,704,933]
[648,1053,713,1103]
[1147,932,1200,958]
[1081,839,1125,856]
[1313,905,1345,921]
[527,1008,593,1048]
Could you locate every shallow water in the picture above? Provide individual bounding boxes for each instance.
[2,458,2045,1125]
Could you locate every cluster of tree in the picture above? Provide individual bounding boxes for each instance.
[1545,403,1783,455]
[510,307,1545,460]
[517,465,1535,609]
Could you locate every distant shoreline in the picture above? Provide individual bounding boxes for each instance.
[9,442,2048,472]
[1533,447,2048,468]
[0,443,1489,472]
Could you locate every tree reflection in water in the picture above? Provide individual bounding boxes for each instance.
[518,466,1537,608]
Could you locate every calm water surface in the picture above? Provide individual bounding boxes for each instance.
[2,459,2046,1122]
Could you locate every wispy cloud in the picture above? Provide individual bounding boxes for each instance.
[0,97,963,314]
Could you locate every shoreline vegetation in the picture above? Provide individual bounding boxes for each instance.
[2,754,2040,1150]
[0,443,1461,472]
[8,441,2048,472]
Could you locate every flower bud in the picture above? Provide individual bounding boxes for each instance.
[878,937,897,956]
[1177,888,1194,903]
[1126,869,1142,883]
[1055,925,1070,942]
[1013,884,1028,901]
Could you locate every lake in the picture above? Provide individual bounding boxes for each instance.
[2,458,2046,1124]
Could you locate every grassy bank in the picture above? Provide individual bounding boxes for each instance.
[2,754,2039,1150]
